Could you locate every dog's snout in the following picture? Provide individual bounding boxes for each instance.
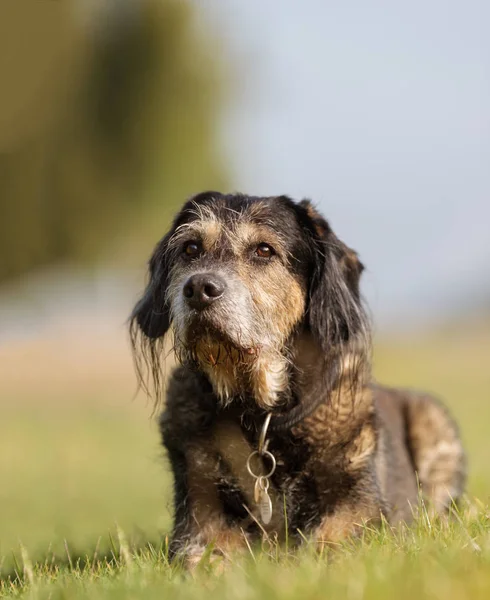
[183,273,226,309]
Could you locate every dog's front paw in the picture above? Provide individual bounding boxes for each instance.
[177,531,248,574]
[181,546,229,576]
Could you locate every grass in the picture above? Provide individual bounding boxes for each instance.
[3,507,490,600]
[1,319,489,598]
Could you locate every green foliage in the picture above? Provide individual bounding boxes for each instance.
[0,0,228,282]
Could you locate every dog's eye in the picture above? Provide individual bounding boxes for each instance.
[183,241,201,257]
[255,243,275,259]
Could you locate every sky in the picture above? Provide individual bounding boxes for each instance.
[202,0,490,328]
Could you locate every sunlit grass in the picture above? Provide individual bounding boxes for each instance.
[2,504,490,600]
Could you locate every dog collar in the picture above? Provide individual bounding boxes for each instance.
[267,391,326,432]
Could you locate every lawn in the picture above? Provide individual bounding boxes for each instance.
[1,319,489,599]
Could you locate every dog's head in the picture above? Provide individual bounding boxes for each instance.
[130,192,369,409]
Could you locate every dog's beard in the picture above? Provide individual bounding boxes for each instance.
[173,324,288,410]
[174,338,246,406]
[175,333,258,368]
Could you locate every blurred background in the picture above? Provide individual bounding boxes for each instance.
[1,0,489,570]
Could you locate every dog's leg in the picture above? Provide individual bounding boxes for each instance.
[311,497,382,548]
[168,443,248,570]
[403,393,466,513]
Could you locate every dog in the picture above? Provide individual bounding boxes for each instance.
[130,192,466,567]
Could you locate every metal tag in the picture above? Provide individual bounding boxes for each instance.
[258,488,273,525]
[254,478,261,504]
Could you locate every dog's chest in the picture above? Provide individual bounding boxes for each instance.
[212,420,322,534]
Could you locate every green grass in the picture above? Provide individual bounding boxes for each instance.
[1,321,489,598]
[3,508,490,600]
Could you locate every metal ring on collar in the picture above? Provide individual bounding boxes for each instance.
[246,450,276,479]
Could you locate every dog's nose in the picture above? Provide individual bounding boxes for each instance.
[183,273,226,309]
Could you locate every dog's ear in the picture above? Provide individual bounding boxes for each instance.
[131,233,172,339]
[299,200,366,351]
[131,190,222,340]
[336,241,364,303]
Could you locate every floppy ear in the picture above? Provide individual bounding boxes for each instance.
[130,232,172,340]
[299,200,366,351]
[336,241,365,303]
[131,190,222,339]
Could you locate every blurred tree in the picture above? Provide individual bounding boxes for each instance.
[0,0,228,282]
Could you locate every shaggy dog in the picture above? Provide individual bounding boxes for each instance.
[130,192,465,567]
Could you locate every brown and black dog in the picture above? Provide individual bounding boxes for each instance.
[130,192,465,567]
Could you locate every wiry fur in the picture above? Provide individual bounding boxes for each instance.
[130,192,466,567]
